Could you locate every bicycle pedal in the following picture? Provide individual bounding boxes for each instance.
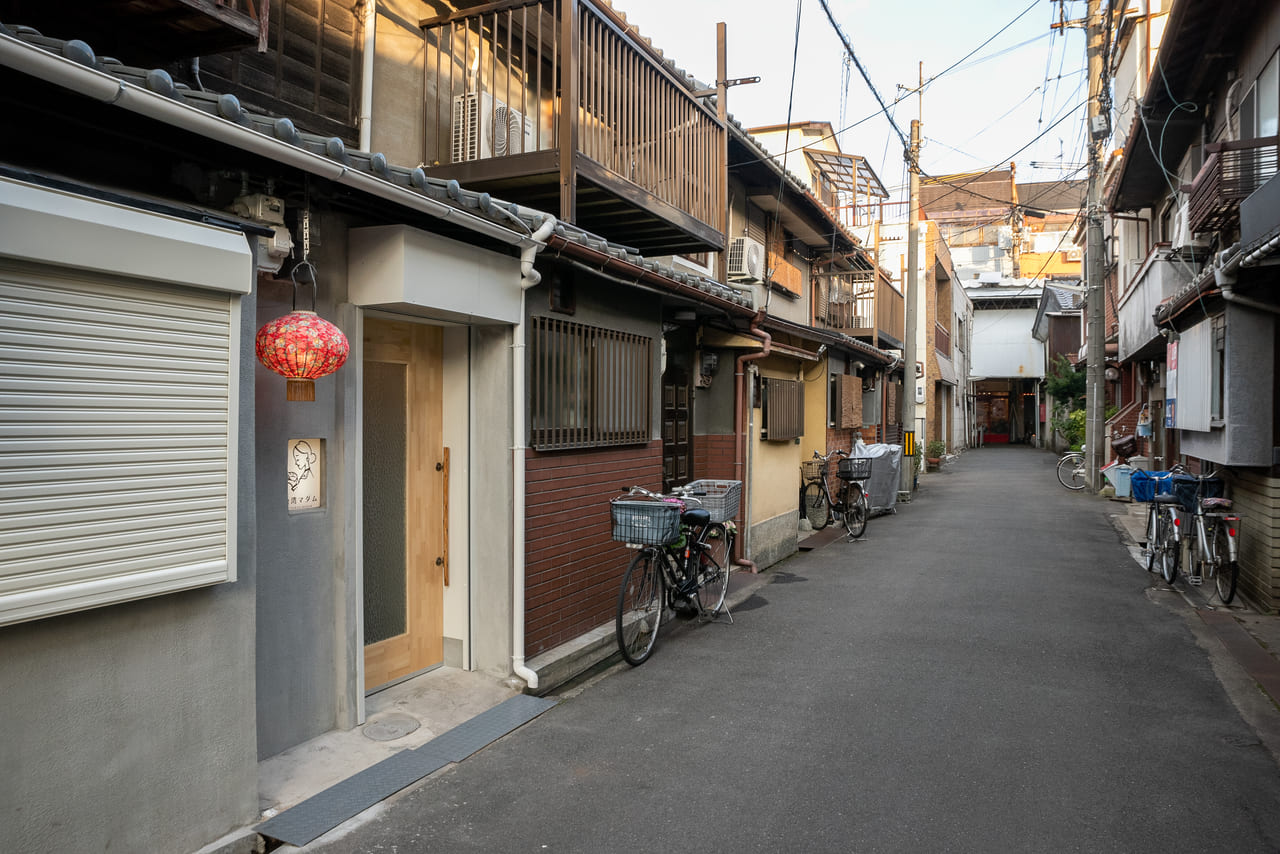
[1188,574,1203,585]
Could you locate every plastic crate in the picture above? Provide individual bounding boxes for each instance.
[682,479,742,522]
[1171,474,1223,514]
[610,499,682,545]
[837,456,872,481]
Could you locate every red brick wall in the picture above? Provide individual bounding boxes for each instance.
[524,441,662,657]
[691,433,736,481]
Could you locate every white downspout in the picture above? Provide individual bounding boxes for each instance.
[511,214,556,690]
[358,0,376,152]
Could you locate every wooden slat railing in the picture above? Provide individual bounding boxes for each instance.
[1187,135,1279,234]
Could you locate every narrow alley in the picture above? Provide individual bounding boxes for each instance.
[308,447,1280,852]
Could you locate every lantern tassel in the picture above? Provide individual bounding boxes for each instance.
[287,379,316,402]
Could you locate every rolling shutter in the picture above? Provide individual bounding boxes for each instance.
[0,262,239,626]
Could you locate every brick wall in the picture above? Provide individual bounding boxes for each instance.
[524,441,663,657]
[691,433,737,482]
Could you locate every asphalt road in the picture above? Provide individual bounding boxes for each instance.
[313,446,1280,852]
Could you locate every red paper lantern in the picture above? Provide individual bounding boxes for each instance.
[256,263,349,401]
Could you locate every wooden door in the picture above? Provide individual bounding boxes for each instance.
[663,366,691,491]
[362,317,446,691]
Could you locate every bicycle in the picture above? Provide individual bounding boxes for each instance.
[610,480,739,666]
[1056,450,1087,490]
[1167,469,1241,604]
[1138,465,1183,584]
[800,449,870,539]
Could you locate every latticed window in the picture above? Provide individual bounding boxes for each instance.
[761,377,803,441]
[530,316,652,450]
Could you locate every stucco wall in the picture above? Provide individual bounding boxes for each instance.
[0,292,259,852]
[255,224,350,759]
[469,324,515,677]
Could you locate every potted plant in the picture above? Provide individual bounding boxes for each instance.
[925,439,947,471]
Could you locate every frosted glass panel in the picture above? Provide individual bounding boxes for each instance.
[363,361,407,644]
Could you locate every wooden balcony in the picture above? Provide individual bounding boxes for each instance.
[1187,136,1279,235]
[767,248,804,296]
[813,269,904,349]
[0,0,268,61]
[934,321,950,356]
[419,0,725,255]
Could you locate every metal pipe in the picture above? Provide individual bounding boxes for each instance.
[511,213,556,691]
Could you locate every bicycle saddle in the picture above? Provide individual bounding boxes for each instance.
[1201,496,1233,510]
[1152,493,1180,504]
[681,507,711,527]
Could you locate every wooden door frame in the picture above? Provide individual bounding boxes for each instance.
[361,316,446,693]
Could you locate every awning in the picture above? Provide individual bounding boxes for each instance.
[935,354,957,386]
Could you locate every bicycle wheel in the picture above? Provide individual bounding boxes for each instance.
[1209,520,1238,604]
[1056,453,1087,490]
[616,549,665,666]
[696,522,733,615]
[1157,509,1179,584]
[842,486,868,539]
[802,481,830,530]
[1144,506,1159,573]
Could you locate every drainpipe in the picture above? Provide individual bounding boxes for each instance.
[358,0,377,151]
[511,213,556,690]
[1215,245,1280,316]
[733,311,771,573]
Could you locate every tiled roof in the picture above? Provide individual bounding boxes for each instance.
[0,22,751,310]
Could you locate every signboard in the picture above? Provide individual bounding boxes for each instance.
[1165,341,1178,428]
[288,438,322,509]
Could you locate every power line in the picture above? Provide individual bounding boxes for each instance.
[816,0,910,152]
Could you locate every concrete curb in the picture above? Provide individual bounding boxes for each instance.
[527,565,774,696]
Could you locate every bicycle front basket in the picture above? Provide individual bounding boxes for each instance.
[800,460,824,481]
[837,456,872,481]
[1171,474,1223,514]
[610,499,682,545]
[683,479,742,523]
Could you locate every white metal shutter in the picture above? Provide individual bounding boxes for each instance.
[0,262,238,626]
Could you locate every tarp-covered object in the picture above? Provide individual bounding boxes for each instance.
[852,441,901,515]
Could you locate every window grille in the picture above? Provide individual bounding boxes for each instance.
[761,377,803,441]
[530,316,652,450]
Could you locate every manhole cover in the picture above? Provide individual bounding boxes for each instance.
[362,712,421,742]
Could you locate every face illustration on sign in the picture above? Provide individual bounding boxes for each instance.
[288,439,322,509]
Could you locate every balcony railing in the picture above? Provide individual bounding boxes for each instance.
[420,0,724,251]
[1187,135,1279,235]
[934,322,951,356]
[767,249,804,296]
[1117,243,1195,361]
[814,270,904,346]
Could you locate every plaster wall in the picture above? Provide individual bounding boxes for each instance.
[1180,306,1276,467]
[971,308,1046,379]
[749,360,803,568]
[0,292,259,852]
[468,324,515,676]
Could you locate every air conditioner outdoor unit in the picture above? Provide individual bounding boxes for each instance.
[452,92,534,163]
[1171,193,1210,254]
[727,236,764,282]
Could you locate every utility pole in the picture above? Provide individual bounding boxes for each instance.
[1084,0,1107,490]
[899,116,921,494]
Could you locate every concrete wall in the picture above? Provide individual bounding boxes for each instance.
[1180,305,1277,467]
[0,293,259,852]
[469,324,515,677]
[254,214,352,759]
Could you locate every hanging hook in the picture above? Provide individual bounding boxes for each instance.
[290,261,318,312]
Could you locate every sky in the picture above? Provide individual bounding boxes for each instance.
[617,0,1091,197]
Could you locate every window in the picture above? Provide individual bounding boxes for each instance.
[530,316,652,450]
[1211,313,1225,423]
[761,377,803,441]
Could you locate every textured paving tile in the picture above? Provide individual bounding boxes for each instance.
[257,694,557,846]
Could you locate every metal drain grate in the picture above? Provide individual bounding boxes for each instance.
[257,694,557,847]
